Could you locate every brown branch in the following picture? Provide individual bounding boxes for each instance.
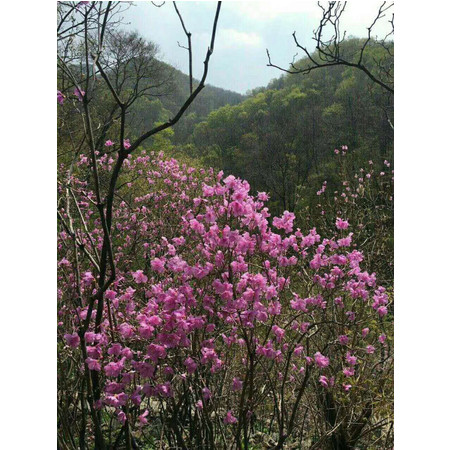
[127,1,222,154]
[174,2,193,94]
[267,1,394,94]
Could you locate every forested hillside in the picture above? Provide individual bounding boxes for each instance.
[173,38,393,215]
[146,61,245,143]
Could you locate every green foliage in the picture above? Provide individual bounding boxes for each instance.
[173,39,393,221]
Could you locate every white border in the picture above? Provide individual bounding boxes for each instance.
[1,0,449,448]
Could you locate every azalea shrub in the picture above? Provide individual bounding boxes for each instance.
[299,146,394,287]
[58,151,393,449]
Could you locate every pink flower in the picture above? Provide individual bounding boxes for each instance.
[343,383,352,391]
[366,345,375,354]
[362,328,370,338]
[118,323,134,338]
[147,344,167,363]
[105,140,115,147]
[86,357,101,371]
[378,334,387,344]
[117,410,127,424]
[195,400,203,410]
[343,367,354,377]
[82,271,95,286]
[107,343,122,356]
[338,335,349,345]
[74,87,85,101]
[64,333,80,348]
[257,192,269,201]
[202,387,212,401]
[335,218,349,230]
[184,357,197,374]
[123,139,131,149]
[232,377,243,391]
[84,332,97,344]
[104,359,125,377]
[273,211,295,233]
[345,352,357,366]
[151,258,165,274]
[300,322,310,333]
[319,375,329,387]
[138,410,149,425]
[377,306,388,317]
[132,270,148,284]
[57,90,65,105]
[272,325,285,343]
[105,289,116,300]
[224,411,238,424]
[314,352,330,369]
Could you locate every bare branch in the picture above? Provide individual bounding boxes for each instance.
[174,1,193,94]
[267,1,394,94]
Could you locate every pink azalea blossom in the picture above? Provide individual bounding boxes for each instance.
[202,387,212,401]
[74,87,85,101]
[57,90,65,105]
[184,357,197,374]
[151,258,165,273]
[224,411,238,424]
[105,140,115,147]
[132,270,148,284]
[343,367,354,377]
[232,377,243,391]
[64,333,80,348]
[195,400,203,410]
[82,271,95,286]
[314,352,330,369]
[346,352,357,366]
[272,325,285,343]
[319,375,329,387]
[335,217,349,230]
[86,357,101,371]
[138,410,149,425]
[117,410,127,424]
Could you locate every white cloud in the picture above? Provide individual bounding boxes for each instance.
[229,1,321,21]
[218,28,263,48]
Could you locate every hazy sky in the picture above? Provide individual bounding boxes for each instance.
[122,1,393,94]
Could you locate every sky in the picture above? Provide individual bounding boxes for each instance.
[121,1,394,94]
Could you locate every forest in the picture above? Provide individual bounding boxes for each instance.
[57,2,394,449]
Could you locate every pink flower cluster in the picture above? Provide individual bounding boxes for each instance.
[58,151,390,429]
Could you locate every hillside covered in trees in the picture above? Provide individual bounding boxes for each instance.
[173,38,393,214]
